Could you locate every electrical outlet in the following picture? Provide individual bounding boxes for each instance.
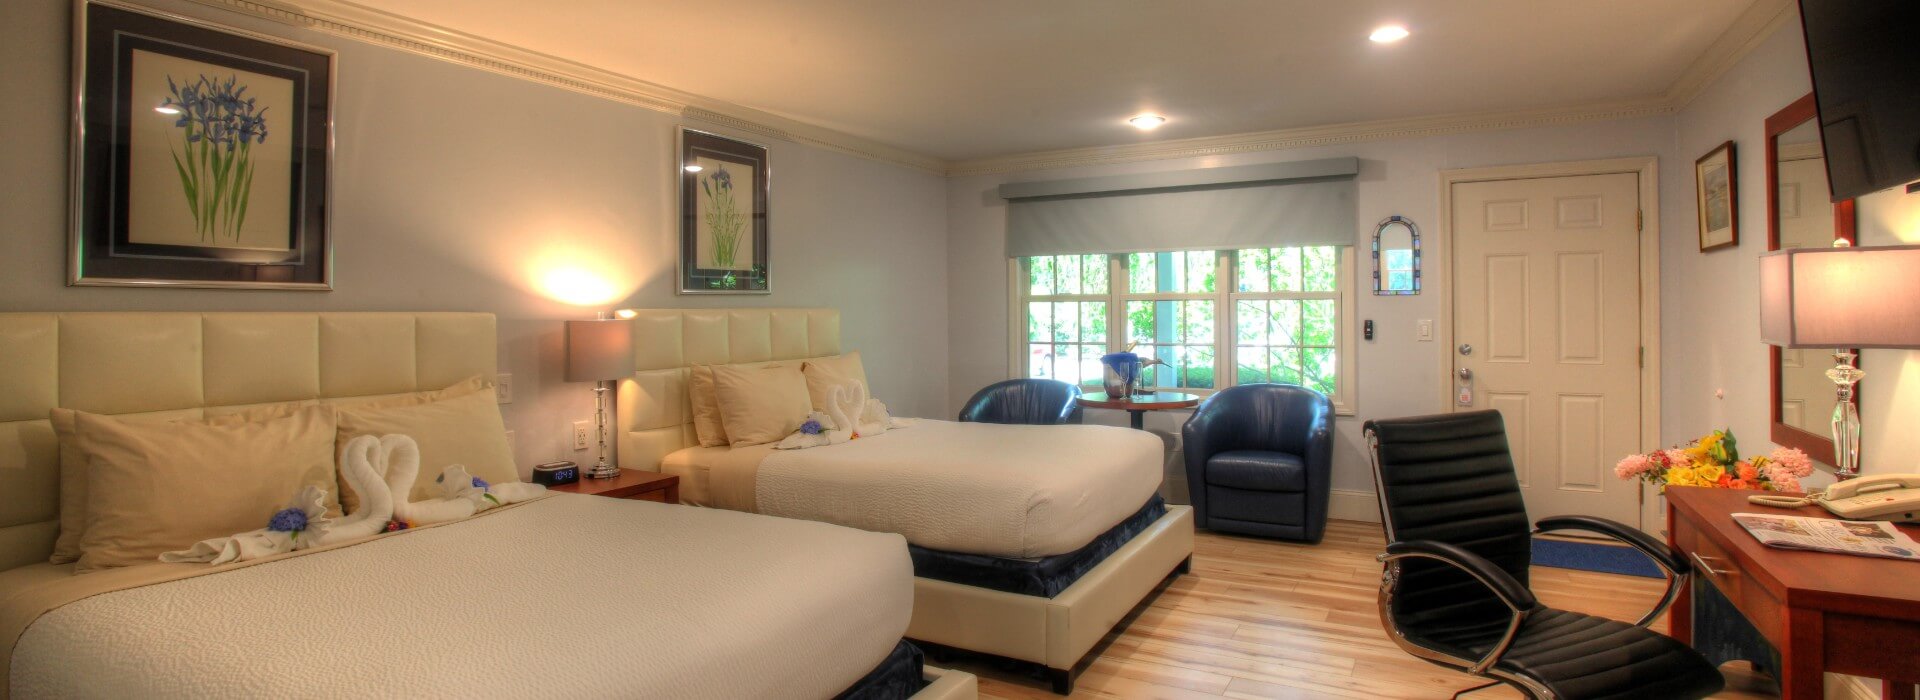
[1416,319,1434,341]
[495,373,513,404]
[571,420,590,450]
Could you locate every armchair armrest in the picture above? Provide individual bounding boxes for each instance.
[1378,540,1536,675]
[1533,515,1689,628]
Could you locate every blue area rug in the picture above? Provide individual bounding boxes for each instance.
[1532,537,1663,578]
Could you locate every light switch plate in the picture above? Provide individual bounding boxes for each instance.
[571,420,590,450]
[495,373,513,404]
[1416,319,1434,341]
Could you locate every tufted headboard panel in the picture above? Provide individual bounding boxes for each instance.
[616,308,839,472]
[0,312,496,572]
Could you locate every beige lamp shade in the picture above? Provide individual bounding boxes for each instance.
[565,319,636,382]
[1759,245,1920,349]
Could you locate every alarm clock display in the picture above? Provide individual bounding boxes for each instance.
[532,461,579,486]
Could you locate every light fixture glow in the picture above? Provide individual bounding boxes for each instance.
[613,308,638,319]
[683,164,704,173]
[1369,25,1410,43]
[1127,114,1167,131]
[154,105,182,115]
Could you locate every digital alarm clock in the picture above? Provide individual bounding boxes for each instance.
[532,461,580,486]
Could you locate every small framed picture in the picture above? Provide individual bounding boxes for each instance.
[1695,141,1738,252]
[70,0,335,289]
[678,128,770,294]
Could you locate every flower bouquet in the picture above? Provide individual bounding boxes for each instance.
[1614,429,1814,492]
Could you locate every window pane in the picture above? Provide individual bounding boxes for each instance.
[1081,302,1108,343]
[1181,300,1214,344]
[1304,346,1336,394]
[1236,300,1267,345]
[1028,344,1052,379]
[1058,255,1081,295]
[1027,302,1051,342]
[1302,299,1336,346]
[1383,249,1413,272]
[1272,347,1303,385]
[1235,249,1268,293]
[1128,251,1214,293]
[1387,270,1414,291]
[1303,246,1338,292]
[1081,255,1109,294]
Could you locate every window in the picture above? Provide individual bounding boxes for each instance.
[1013,246,1355,413]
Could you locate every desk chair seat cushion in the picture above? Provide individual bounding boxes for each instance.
[1204,451,1305,492]
[1407,607,1727,700]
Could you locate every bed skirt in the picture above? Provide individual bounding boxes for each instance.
[836,640,927,700]
[907,496,1167,597]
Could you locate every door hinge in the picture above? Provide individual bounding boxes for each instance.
[1639,346,1645,368]
[1636,209,1644,232]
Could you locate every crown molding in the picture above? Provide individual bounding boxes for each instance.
[1661,0,1797,109]
[178,0,948,174]
[946,98,1676,177]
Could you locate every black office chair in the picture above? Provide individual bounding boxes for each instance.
[1363,410,1724,700]
[956,378,1082,425]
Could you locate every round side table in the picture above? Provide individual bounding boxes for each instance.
[1077,391,1201,429]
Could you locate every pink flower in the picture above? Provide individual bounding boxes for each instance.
[1763,464,1803,493]
[1614,454,1654,479]
[1663,449,1693,466]
[1770,447,1814,477]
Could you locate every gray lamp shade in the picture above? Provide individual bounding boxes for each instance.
[1759,245,1920,349]
[565,319,636,382]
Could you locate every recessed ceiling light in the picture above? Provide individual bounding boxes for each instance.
[1128,114,1167,131]
[1369,25,1410,43]
[683,164,704,173]
[154,105,182,115]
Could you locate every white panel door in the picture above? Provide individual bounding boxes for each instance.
[1452,173,1641,525]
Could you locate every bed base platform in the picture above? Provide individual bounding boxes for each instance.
[905,505,1194,695]
[914,666,979,699]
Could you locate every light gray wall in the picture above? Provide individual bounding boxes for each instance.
[0,0,950,475]
[948,117,1680,502]
[1665,16,1920,481]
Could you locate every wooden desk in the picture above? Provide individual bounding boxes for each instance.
[1666,486,1920,699]
[1077,391,1200,429]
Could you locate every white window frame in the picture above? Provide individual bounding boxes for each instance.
[1007,248,1357,416]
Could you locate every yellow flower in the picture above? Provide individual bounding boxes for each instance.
[1695,464,1726,484]
[1665,466,1697,486]
[1699,433,1722,450]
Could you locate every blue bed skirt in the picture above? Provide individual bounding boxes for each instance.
[908,495,1168,598]
[834,640,927,700]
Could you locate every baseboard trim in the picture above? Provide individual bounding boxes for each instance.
[1329,488,1381,524]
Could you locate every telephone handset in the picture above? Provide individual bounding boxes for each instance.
[1748,473,1920,523]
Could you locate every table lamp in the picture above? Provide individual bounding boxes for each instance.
[566,317,635,479]
[1759,243,1920,480]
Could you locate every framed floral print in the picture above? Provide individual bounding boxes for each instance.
[71,0,334,289]
[678,128,770,294]
[1695,140,1738,252]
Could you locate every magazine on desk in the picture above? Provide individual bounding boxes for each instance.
[1732,513,1920,561]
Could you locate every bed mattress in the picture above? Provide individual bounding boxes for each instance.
[908,495,1167,598]
[3,494,913,700]
[664,420,1164,559]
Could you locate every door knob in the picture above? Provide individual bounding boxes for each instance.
[1458,367,1473,381]
[1458,344,1473,356]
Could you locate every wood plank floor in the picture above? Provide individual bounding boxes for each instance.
[946,520,1777,699]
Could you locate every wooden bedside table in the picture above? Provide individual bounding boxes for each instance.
[548,470,679,504]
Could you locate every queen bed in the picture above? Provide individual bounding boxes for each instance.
[616,308,1196,694]
[0,312,974,700]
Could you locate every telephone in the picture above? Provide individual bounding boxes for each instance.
[1748,473,1920,523]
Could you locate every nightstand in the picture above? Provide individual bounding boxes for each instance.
[548,470,679,504]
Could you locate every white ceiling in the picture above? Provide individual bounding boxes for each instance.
[357,0,1762,163]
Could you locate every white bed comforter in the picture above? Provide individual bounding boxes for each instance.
[756,420,1164,558]
[10,495,912,700]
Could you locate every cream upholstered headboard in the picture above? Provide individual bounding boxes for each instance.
[0,312,496,572]
[616,308,839,472]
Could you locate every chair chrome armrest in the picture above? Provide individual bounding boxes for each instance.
[1533,515,1689,627]
[1378,540,1537,675]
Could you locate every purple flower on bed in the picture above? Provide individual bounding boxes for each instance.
[471,476,490,490]
[800,419,824,436]
[267,507,308,533]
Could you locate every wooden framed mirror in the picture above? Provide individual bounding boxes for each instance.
[1766,93,1857,465]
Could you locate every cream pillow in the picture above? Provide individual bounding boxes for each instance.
[48,401,322,565]
[803,352,869,395]
[711,364,813,447]
[688,365,730,448]
[335,384,519,509]
[73,406,339,573]
[803,362,868,419]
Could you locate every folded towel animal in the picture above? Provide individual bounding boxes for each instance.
[380,434,477,525]
[327,434,398,542]
[435,464,547,511]
[159,486,333,565]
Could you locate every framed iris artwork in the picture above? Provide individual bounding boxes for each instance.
[678,128,770,294]
[71,0,334,289]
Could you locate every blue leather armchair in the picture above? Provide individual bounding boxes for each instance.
[1181,383,1334,542]
[958,378,1083,425]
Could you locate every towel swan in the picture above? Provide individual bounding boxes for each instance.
[159,435,397,564]
[378,434,477,525]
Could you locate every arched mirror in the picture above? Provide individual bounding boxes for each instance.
[1372,216,1420,295]
[1767,93,1857,466]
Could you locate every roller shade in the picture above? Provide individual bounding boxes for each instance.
[1001,158,1358,258]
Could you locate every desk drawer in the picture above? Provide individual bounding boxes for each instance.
[630,490,670,503]
[1676,519,1745,603]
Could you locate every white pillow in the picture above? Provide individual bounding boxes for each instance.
[803,362,868,418]
[688,365,730,447]
[802,352,868,397]
[711,364,814,447]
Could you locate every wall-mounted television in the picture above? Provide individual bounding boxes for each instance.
[1798,0,1920,200]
